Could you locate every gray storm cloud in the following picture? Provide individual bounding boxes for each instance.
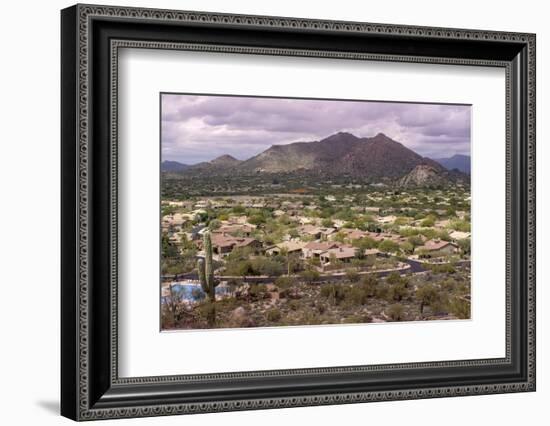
[161,93,471,164]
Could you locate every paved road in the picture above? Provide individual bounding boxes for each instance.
[163,259,470,284]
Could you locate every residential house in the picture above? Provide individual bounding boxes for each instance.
[226,215,249,225]
[319,246,357,266]
[161,213,186,231]
[266,241,306,257]
[217,223,256,237]
[298,224,323,239]
[319,227,336,239]
[338,228,369,241]
[302,241,340,259]
[210,233,262,256]
[418,239,459,257]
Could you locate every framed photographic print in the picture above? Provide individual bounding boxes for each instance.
[61,4,536,421]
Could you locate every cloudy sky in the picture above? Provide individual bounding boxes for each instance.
[161,94,471,164]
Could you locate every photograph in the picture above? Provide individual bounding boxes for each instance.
[57,4,536,420]
[160,94,472,330]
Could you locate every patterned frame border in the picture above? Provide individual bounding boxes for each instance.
[72,4,535,420]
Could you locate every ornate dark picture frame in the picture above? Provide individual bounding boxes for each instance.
[61,4,536,421]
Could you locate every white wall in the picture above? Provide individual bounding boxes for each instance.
[0,0,547,424]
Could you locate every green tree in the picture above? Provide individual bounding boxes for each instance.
[408,235,424,247]
[420,215,436,227]
[449,296,470,319]
[321,218,334,228]
[266,308,282,322]
[275,276,296,290]
[333,231,347,243]
[386,272,402,285]
[379,239,400,254]
[416,284,440,314]
[400,241,414,254]
[300,269,320,284]
[361,275,379,297]
[346,269,360,282]
[208,219,221,230]
[352,236,378,250]
[389,281,409,302]
[387,304,405,321]
[458,238,471,255]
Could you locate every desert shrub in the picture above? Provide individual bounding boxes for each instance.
[287,300,300,311]
[266,308,282,322]
[389,281,409,302]
[197,301,216,325]
[458,238,471,255]
[248,283,269,300]
[361,275,379,297]
[449,297,470,319]
[351,256,375,268]
[420,228,438,240]
[400,241,414,254]
[450,220,471,232]
[429,264,456,274]
[345,286,368,306]
[379,240,400,254]
[321,218,334,228]
[386,272,403,285]
[440,278,457,291]
[352,237,378,250]
[416,284,440,314]
[387,304,406,321]
[299,310,323,325]
[275,276,296,290]
[408,235,424,247]
[320,284,347,304]
[420,215,436,227]
[375,285,390,300]
[320,284,334,298]
[300,269,320,284]
[224,260,254,277]
[251,257,284,276]
[346,269,360,282]
[437,230,451,241]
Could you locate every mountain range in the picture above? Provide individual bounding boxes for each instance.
[162,132,469,186]
[434,154,471,174]
[160,160,190,172]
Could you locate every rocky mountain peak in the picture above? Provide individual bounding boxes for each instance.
[210,154,240,165]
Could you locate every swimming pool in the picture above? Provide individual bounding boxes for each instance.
[162,282,231,303]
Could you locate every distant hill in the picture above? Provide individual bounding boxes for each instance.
[434,154,471,174]
[161,160,189,172]
[398,164,468,187]
[238,132,362,174]
[238,132,446,180]
[334,133,445,179]
[209,154,242,167]
[168,132,468,186]
[185,155,242,174]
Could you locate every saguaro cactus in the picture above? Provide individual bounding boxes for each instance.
[197,231,219,302]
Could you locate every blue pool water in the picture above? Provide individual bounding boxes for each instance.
[162,282,231,303]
